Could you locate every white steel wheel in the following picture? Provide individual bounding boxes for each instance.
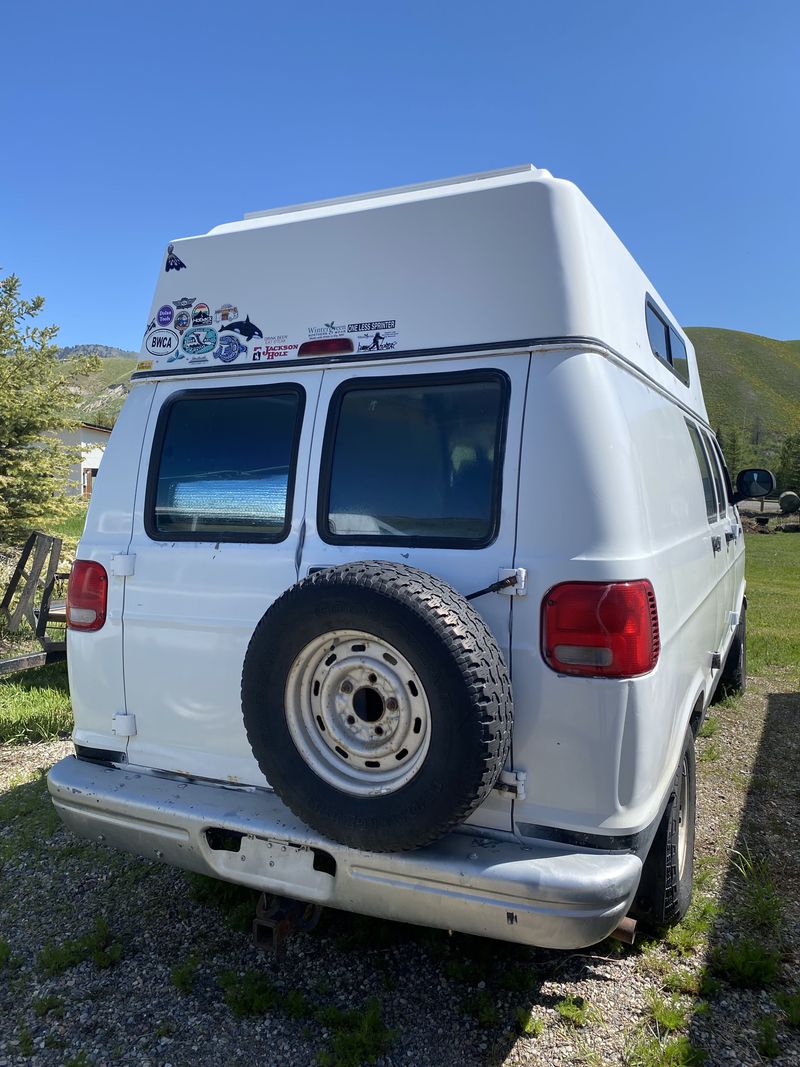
[284,629,432,796]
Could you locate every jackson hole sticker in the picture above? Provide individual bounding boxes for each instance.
[165,244,186,272]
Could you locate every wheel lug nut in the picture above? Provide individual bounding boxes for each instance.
[386,697,398,711]
[341,680,353,694]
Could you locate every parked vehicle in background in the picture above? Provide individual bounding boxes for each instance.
[49,166,774,949]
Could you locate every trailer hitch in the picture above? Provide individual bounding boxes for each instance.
[252,893,323,958]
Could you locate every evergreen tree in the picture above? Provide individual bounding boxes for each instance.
[0,273,98,541]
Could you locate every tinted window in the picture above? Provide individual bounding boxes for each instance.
[646,303,670,364]
[685,420,718,523]
[321,373,508,546]
[668,328,690,386]
[150,388,304,540]
[701,428,726,519]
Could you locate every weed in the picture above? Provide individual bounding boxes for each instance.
[187,874,258,932]
[38,916,123,976]
[315,997,395,1067]
[730,847,783,934]
[663,969,700,996]
[756,1015,780,1058]
[18,1027,33,1056]
[217,969,277,1016]
[646,991,687,1033]
[284,989,309,1019]
[664,897,718,955]
[170,954,199,994]
[462,989,500,1028]
[626,1032,706,1066]
[44,1035,66,1050]
[697,742,720,763]
[33,995,64,1018]
[709,940,780,989]
[0,937,20,969]
[514,1006,544,1036]
[155,1020,176,1038]
[777,991,800,1027]
[65,1054,92,1067]
[555,994,593,1028]
[444,957,483,984]
[498,963,536,992]
[698,716,719,739]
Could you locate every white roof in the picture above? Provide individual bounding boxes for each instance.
[136,166,706,421]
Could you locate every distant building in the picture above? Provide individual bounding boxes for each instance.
[57,423,112,497]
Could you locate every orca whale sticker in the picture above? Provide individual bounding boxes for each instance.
[165,244,186,272]
[213,334,248,364]
[182,327,217,355]
[224,315,263,342]
[145,328,180,357]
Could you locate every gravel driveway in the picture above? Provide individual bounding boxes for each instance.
[1,672,798,1067]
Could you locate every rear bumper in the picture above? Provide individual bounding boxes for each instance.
[48,756,641,950]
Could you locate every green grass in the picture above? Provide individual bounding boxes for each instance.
[170,954,199,994]
[646,992,688,1033]
[626,1032,706,1066]
[555,994,594,1028]
[38,916,123,976]
[48,503,88,543]
[709,939,781,989]
[314,997,395,1067]
[0,660,72,743]
[744,533,800,677]
[756,1015,780,1058]
[217,969,278,1016]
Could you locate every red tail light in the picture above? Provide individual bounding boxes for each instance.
[66,560,108,632]
[541,580,659,678]
[297,338,354,358]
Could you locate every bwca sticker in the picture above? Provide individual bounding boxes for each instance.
[145,328,180,357]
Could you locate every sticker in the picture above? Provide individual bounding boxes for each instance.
[191,302,212,326]
[213,334,248,364]
[347,320,396,333]
[157,304,174,327]
[224,315,263,342]
[145,328,180,357]
[214,303,239,323]
[252,343,298,361]
[188,355,210,364]
[173,296,195,309]
[182,327,217,355]
[165,244,186,272]
[174,310,191,333]
[308,320,344,339]
[356,330,397,352]
[167,351,185,364]
[136,359,153,371]
[143,318,157,336]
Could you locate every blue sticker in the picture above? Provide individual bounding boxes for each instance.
[223,315,263,342]
[173,296,195,309]
[181,327,217,355]
[213,334,248,364]
[165,244,186,272]
[174,311,190,333]
[157,305,174,327]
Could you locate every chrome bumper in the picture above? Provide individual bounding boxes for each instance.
[48,756,641,950]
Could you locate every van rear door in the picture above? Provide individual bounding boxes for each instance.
[121,370,321,782]
[299,354,530,833]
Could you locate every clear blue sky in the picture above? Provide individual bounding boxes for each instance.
[2,0,798,350]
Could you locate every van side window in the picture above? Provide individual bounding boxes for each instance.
[701,428,726,519]
[319,372,508,547]
[646,300,690,386]
[685,420,718,523]
[708,434,735,506]
[147,387,305,542]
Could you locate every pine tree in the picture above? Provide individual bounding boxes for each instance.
[0,273,99,541]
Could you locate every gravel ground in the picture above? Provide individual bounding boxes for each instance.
[1,671,799,1067]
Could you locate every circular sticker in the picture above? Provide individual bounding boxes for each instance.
[182,326,217,355]
[157,304,174,326]
[174,311,190,333]
[191,303,212,326]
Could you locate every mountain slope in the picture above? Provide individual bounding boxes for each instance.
[57,347,138,429]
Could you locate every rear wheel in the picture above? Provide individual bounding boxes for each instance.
[633,726,696,928]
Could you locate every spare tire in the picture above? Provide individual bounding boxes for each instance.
[241,561,513,852]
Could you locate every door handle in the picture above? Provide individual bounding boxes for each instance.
[725,530,735,544]
[711,536,722,554]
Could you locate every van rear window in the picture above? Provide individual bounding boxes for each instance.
[147,387,304,541]
[319,372,508,547]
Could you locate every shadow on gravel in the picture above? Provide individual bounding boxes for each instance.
[688,688,800,1060]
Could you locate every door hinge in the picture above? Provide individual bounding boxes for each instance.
[110,553,135,577]
[498,568,528,596]
[729,610,740,629]
[112,712,137,737]
[710,652,722,671]
[494,769,527,800]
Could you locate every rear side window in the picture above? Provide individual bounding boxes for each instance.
[147,386,305,541]
[685,420,718,523]
[701,428,727,519]
[319,372,509,547]
[646,299,690,386]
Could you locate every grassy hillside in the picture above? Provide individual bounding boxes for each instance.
[687,327,800,468]
[64,351,138,428]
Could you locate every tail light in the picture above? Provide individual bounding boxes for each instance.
[541,580,659,678]
[66,560,108,632]
[297,338,354,358]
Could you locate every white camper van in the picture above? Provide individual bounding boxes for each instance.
[48,166,774,950]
